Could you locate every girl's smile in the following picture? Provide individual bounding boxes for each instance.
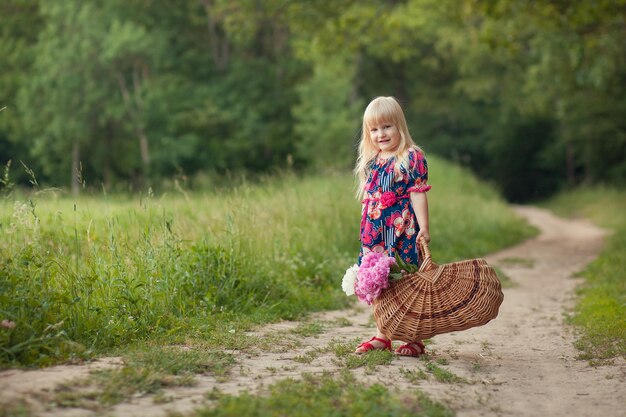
[369,123,400,157]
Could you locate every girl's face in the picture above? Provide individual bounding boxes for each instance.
[369,121,401,156]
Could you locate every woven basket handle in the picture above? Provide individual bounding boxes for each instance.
[417,236,434,272]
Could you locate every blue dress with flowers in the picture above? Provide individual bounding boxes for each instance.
[359,148,431,266]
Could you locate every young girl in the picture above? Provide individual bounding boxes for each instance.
[354,96,431,357]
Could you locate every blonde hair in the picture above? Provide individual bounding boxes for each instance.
[354,96,422,198]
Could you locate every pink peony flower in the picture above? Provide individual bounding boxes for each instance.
[354,252,396,305]
[379,191,397,208]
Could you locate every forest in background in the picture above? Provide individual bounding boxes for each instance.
[1,0,625,201]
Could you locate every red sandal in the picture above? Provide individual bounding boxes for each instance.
[355,336,392,354]
[394,341,426,357]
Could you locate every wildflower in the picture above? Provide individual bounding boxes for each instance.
[1,319,16,329]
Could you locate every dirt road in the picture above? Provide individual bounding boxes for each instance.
[1,206,625,417]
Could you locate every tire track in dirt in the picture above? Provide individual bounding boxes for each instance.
[1,206,625,417]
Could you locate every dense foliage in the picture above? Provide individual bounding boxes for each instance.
[1,0,625,200]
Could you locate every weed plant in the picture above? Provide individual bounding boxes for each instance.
[0,156,534,366]
[424,361,466,383]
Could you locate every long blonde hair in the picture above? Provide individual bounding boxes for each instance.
[354,96,421,198]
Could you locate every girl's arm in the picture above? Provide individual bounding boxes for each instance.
[410,192,430,243]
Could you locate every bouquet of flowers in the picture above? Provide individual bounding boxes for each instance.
[342,252,419,305]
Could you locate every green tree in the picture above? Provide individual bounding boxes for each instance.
[292,58,363,171]
[18,2,106,194]
[18,1,169,192]
[2,0,624,197]
[0,0,42,185]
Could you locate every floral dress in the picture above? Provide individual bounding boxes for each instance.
[359,148,431,266]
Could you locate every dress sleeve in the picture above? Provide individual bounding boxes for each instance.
[406,149,431,193]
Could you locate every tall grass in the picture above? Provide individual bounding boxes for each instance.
[544,187,626,360]
[0,156,534,367]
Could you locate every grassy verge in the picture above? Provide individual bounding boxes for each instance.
[543,187,626,361]
[190,371,453,417]
[0,156,535,367]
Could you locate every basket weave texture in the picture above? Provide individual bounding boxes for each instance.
[373,238,504,342]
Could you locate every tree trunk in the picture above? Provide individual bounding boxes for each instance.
[138,128,150,176]
[273,22,288,86]
[566,140,575,186]
[202,0,229,70]
[394,62,408,106]
[104,126,112,190]
[132,66,150,177]
[349,52,363,106]
[115,70,150,181]
[71,141,80,197]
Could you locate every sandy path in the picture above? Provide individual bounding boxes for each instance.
[1,206,625,417]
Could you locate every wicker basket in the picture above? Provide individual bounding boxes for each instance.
[373,238,504,342]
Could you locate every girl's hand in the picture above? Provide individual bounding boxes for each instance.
[417,229,431,244]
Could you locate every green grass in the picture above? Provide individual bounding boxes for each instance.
[292,351,318,364]
[0,156,535,367]
[400,358,467,384]
[0,403,31,417]
[400,367,429,383]
[290,321,326,337]
[190,371,454,417]
[344,349,394,372]
[52,343,235,409]
[424,362,466,383]
[544,187,626,361]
